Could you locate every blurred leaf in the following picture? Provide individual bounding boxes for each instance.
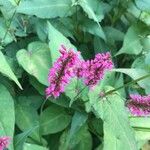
[113,68,150,94]
[80,19,105,40]
[0,17,14,44]
[78,0,104,22]
[47,21,77,63]
[17,42,51,86]
[23,143,48,150]
[40,104,71,135]
[117,25,143,55]
[135,0,150,13]
[0,0,16,19]
[17,0,74,18]
[0,84,15,150]
[67,111,88,143]
[59,125,92,150]
[0,51,22,89]
[15,96,40,141]
[104,26,124,41]
[14,126,39,150]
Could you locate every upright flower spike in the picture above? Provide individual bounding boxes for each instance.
[0,136,10,150]
[46,45,80,98]
[127,94,150,116]
[77,52,113,88]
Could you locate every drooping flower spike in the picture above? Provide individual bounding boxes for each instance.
[46,45,81,98]
[127,94,150,116]
[77,52,113,88]
[0,136,11,150]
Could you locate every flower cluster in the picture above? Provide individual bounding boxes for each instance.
[127,94,150,116]
[77,52,113,87]
[46,45,80,98]
[46,45,113,98]
[0,136,10,150]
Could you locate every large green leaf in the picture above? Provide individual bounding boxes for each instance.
[0,83,15,150]
[47,21,77,63]
[15,96,40,142]
[40,104,71,135]
[16,42,51,86]
[117,25,143,55]
[17,0,74,18]
[89,86,137,150]
[0,51,22,89]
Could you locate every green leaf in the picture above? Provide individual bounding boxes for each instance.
[16,41,51,86]
[129,117,150,149]
[80,19,105,40]
[135,0,150,13]
[23,143,48,150]
[67,111,88,143]
[47,21,77,63]
[78,0,106,41]
[15,96,40,142]
[113,68,150,94]
[104,26,125,41]
[117,25,143,55]
[0,18,14,44]
[78,0,104,23]
[59,125,92,150]
[14,127,39,150]
[0,51,22,89]
[40,104,71,135]
[0,83,15,150]
[89,86,137,150]
[130,117,150,129]
[0,0,16,19]
[17,0,74,18]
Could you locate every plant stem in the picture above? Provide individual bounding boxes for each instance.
[104,73,150,96]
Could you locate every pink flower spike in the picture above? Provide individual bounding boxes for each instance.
[127,94,150,116]
[0,136,11,150]
[46,45,81,98]
[77,52,113,88]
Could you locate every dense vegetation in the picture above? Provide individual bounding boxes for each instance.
[0,0,150,150]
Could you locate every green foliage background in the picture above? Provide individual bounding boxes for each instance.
[0,0,150,149]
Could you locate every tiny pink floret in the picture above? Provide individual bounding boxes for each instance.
[0,136,11,150]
